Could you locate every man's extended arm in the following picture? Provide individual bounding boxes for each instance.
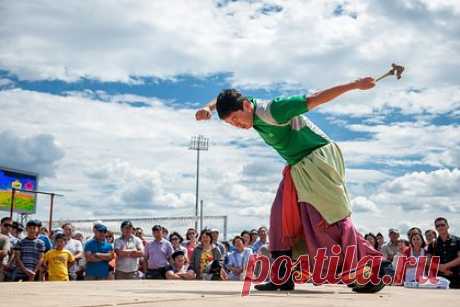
[307,77,375,111]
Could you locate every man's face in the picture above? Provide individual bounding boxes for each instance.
[234,238,244,251]
[1,219,12,235]
[376,235,384,245]
[389,232,399,242]
[26,225,38,238]
[223,100,254,129]
[95,230,106,241]
[55,238,66,249]
[425,231,435,243]
[63,225,73,237]
[153,229,162,240]
[122,226,133,237]
[258,228,267,240]
[435,220,449,236]
[211,231,219,242]
[174,255,185,268]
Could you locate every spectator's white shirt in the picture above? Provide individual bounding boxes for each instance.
[114,235,144,273]
[65,238,83,274]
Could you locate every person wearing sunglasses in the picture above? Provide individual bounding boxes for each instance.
[427,217,460,288]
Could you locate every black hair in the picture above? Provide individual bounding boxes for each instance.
[169,231,184,243]
[406,227,422,240]
[364,233,379,250]
[434,217,448,226]
[376,232,383,238]
[199,229,214,244]
[1,217,12,224]
[216,89,246,119]
[424,229,437,237]
[409,232,426,249]
[232,235,244,246]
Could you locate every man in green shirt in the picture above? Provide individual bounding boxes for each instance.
[195,77,389,293]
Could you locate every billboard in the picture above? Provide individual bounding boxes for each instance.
[0,167,38,214]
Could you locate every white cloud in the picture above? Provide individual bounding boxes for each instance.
[1,0,459,91]
[351,196,379,213]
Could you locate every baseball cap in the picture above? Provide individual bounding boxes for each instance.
[210,228,219,233]
[94,223,108,233]
[121,220,133,229]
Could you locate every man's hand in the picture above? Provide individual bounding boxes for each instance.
[25,268,36,279]
[195,107,212,121]
[354,77,376,90]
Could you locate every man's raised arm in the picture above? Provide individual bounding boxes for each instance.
[195,99,216,121]
[307,77,375,111]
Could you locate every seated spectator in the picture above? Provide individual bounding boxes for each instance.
[114,220,144,280]
[62,223,83,280]
[406,227,423,241]
[392,239,410,281]
[43,233,75,281]
[402,232,426,283]
[84,224,114,280]
[382,228,400,261]
[13,219,45,281]
[210,229,225,256]
[364,233,379,250]
[144,225,173,279]
[72,231,86,280]
[252,226,268,253]
[165,250,196,280]
[183,228,197,261]
[376,232,385,251]
[427,217,460,288]
[226,236,252,281]
[190,229,224,280]
[424,229,437,249]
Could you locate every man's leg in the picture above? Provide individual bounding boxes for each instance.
[255,179,295,291]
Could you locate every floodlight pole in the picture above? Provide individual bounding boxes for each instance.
[189,135,209,231]
[9,188,16,219]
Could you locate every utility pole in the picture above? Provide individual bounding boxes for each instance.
[189,135,209,230]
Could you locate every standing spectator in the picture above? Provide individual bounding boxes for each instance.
[240,230,251,248]
[376,232,385,251]
[43,233,75,281]
[364,233,379,250]
[38,227,53,253]
[162,227,169,239]
[249,229,258,247]
[382,228,400,261]
[210,229,225,256]
[165,250,196,280]
[13,220,45,281]
[10,222,24,244]
[144,225,173,279]
[183,228,197,261]
[424,229,437,249]
[0,220,11,281]
[134,227,148,247]
[73,231,86,280]
[114,220,144,280]
[169,232,187,254]
[190,229,223,280]
[0,217,12,281]
[226,236,252,281]
[427,217,460,288]
[84,224,114,280]
[62,223,83,280]
[252,226,268,253]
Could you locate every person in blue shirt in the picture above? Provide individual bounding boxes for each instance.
[84,224,114,280]
[226,236,252,281]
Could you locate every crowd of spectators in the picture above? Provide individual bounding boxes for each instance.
[0,215,458,288]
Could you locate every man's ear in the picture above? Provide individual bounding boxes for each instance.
[243,100,252,112]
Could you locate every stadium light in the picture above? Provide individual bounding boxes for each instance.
[189,135,209,230]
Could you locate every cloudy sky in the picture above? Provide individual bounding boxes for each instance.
[1,0,459,237]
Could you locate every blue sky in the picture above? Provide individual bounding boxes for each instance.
[0,0,459,237]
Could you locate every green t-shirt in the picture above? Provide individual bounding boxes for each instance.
[251,95,330,165]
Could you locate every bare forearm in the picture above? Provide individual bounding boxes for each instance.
[204,99,217,112]
[307,82,357,110]
[445,257,460,269]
